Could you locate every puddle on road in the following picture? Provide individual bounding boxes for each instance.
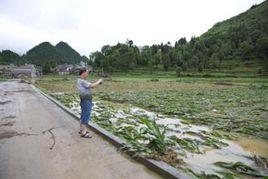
[0,121,15,127]
[0,131,20,140]
[0,131,40,140]
[0,100,11,105]
[1,115,16,120]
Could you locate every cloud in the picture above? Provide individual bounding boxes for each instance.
[0,0,265,56]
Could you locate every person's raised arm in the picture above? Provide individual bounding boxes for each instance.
[89,78,103,88]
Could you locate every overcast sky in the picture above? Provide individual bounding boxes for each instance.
[0,0,265,56]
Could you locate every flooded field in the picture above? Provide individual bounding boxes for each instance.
[52,94,268,178]
[37,75,268,178]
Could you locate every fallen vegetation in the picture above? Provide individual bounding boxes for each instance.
[37,75,268,178]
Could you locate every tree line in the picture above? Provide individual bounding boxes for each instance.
[89,2,268,75]
[89,34,267,74]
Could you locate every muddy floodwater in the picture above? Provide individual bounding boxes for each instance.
[184,139,267,174]
[67,99,268,177]
[236,137,268,158]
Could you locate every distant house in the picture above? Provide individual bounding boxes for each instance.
[12,64,37,78]
[56,64,73,75]
[87,65,93,72]
[80,61,86,67]
[70,64,93,74]
[55,62,93,75]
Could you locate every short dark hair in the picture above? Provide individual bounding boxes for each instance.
[79,68,87,76]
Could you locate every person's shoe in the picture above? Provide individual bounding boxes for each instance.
[81,131,92,138]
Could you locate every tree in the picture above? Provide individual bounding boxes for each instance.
[162,53,171,71]
[126,39,133,47]
[90,51,104,68]
[175,38,187,48]
[176,66,182,77]
[229,24,247,48]
[256,36,268,58]
[152,49,161,69]
[170,48,183,67]
[238,41,253,60]
[101,45,111,55]
[209,52,220,69]
[0,50,21,65]
[140,46,152,66]
[256,36,268,73]
[113,44,137,71]
[189,55,199,70]
[87,59,93,66]
[42,60,56,74]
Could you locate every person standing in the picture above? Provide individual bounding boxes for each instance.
[77,68,103,138]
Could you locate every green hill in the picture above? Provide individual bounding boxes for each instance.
[55,41,85,64]
[202,1,268,41]
[199,0,268,72]
[23,42,62,66]
[22,41,87,66]
[0,50,21,65]
[0,41,87,67]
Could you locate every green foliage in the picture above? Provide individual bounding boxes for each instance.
[140,46,152,66]
[98,85,268,140]
[176,67,182,77]
[148,78,159,82]
[139,118,168,154]
[90,42,139,72]
[55,41,87,64]
[22,41,86,67]
[0,50,21,65]
[23,42,62,66]
[170,136,200,153]
[42,60,57,74]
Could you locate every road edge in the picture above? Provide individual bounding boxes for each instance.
[31,84,189,179]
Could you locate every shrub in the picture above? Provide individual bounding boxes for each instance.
[149,78,159,82]
[176,66,182,77]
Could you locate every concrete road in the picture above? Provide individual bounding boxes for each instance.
[0,81,161,179]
